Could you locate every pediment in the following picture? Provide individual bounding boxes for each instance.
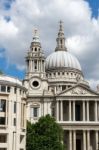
[57,84,99,97]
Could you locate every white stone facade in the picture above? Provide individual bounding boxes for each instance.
[24,22,99,150]
[0,75,26,150]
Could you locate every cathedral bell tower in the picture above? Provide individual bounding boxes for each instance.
[25,29,45,79]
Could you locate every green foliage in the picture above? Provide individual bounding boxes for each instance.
[26,114,64,150]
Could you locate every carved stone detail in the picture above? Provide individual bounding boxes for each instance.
[71,88,87,95]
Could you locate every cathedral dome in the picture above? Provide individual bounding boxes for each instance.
[46,51,81,71]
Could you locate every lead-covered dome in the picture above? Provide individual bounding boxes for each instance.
[46,51,81,71]
[46,21,82,74]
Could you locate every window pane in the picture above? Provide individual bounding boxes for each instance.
[34,108,38,117]
[13,118,16,126]
[0,134,7,143]
[0,117,5,125]
[14,87,17,94]
[1,86,6,92]
[0,100,6,112]
[14,102,16,113]
[7,86,10,93]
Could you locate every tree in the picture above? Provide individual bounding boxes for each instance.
[26,114,64,150]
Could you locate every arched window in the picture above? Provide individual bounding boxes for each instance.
[35,48,37,51]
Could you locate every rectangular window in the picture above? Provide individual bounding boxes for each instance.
[0,100,6,112]
[34,107,38,117]
[20,135,24,143]
[7,86,10,93]
[0,117,5,125]
[20,89,21,95]
[30,107,39,118]
[62,85,66,91]
[14,87,17,94]
[14,102,16,113]
[34,60,37,70]
[0,134,7,143]
[1,85,6,92]
[13,118,16,126]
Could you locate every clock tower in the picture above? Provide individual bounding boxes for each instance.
[23,29,50,123]
[25,29,45,79]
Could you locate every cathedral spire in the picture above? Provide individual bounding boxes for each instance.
[33,29,40,43]
[55,21,67,51]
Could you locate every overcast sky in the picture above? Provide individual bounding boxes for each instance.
[0,0,99,89]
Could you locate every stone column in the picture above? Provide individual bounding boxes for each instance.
[37,60,38,71]
[33,60,34,72]
[60,101,63,121]
[95,130,98,150]
[73,101,75,121]
[43,61,45,72]
[8,100,13,150]
[31,60,32,72]
[69,101,72,121]
[41,102,43,116]
[95,101,98,121]
[56,101,59,121]
[6,100,8,125]
[29,60,31,72]
[41,60,42,72]
[83,101,85,121]
[87,101,89,121]
[69,130,72,150]
[83,130,86,150]
[38,61,40,71]
[73,130,76,150]
[87,130,90,150]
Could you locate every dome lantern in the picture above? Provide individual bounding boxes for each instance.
[55,21,67,52]
[32,29,40,43]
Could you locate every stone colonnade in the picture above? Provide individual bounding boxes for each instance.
[56,100,98,121]
[64,130,99,150]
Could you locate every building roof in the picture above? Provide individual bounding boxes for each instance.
[0,75,22,86]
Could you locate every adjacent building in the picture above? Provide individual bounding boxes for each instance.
[24,21,99,150]
[0,75,26,150]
